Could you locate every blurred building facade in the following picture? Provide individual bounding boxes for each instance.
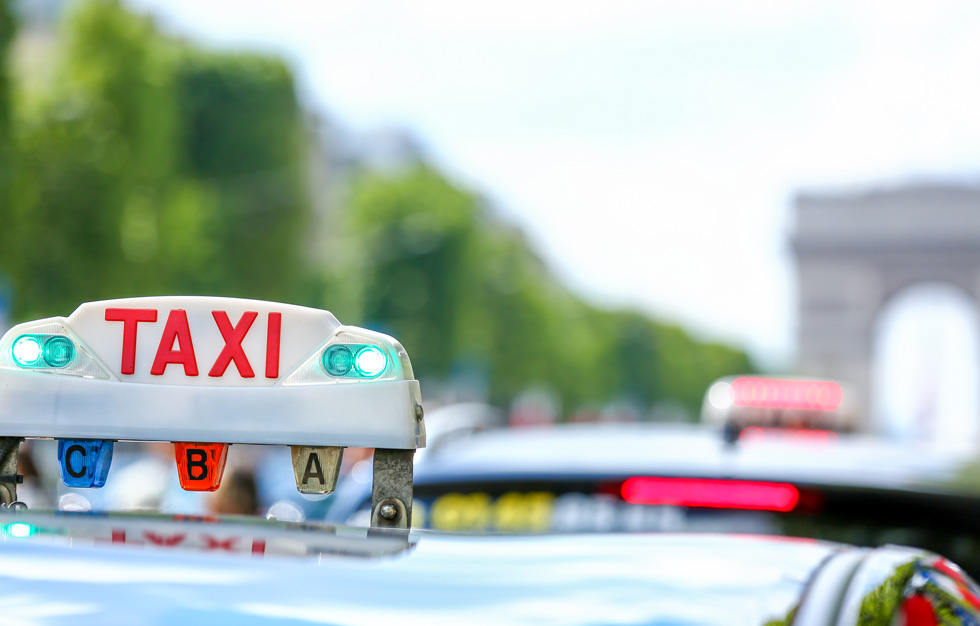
[793,184,980,429]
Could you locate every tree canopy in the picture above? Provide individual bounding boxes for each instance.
[334,166,755,417]
[0,0,311,319]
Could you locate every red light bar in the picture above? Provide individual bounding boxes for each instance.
[621,477,800,512]
[731,377,842,411]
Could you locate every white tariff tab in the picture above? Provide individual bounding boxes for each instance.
[291,446,343,494]
[67,296,341,386]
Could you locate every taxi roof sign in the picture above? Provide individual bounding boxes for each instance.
[0,296,425,450]
[0,297,423,527]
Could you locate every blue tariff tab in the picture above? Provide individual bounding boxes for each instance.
[57,439,114,488]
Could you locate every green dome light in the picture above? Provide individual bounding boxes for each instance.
[323,345,354,376]
[354,346,387,378]
[12,335,43,367]
[43,336,75,368]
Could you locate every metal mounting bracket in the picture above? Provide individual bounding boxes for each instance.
[370,448,414,529]
[0,437,23,505]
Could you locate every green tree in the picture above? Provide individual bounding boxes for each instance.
[176,51,309,300]
[607,311,664,407]
[340,165,755,417]
[2,0,180,316]
[0,0,15,240]
[343,165,480,377]
[1,0,312,319]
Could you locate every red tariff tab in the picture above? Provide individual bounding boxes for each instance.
[174,442,229,492]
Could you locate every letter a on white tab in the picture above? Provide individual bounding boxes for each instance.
[290,446,343,494]
[151,310,198,376]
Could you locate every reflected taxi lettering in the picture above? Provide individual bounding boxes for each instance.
[99,530,265,554]
[104,308,282,378]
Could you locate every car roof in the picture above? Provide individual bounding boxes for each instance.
[0,510,841,625]
[411,423,979,493]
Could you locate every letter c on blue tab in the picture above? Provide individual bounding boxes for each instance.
[57,439,114,488]
[65,444,87,478]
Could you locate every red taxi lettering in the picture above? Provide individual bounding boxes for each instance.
[251,539,266,555]
[94,529,127,544]
[266,312,281,379]
[144,532,186,547]
[104,308,157,375]
[106,308,283,379]
[151,310,199,376]
[94,530,137,546]
[209,311,257,378]
[202,536,237,551]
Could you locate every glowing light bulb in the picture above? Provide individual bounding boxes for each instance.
[354,346,387,378]
[12,335,43,367]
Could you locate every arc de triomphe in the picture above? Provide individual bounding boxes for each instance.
[793,184,980,430]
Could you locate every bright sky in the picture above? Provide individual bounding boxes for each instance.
[125,0,980,367]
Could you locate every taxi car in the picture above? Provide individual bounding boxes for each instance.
[328,421,980,576]
[1,297,979,625]
[328,377,980,583]
[3,512,980,625]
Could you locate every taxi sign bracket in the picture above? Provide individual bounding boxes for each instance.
[0,437,23,505]
[371,448,414,529]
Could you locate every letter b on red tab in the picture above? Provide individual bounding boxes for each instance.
[174,442,228,492]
